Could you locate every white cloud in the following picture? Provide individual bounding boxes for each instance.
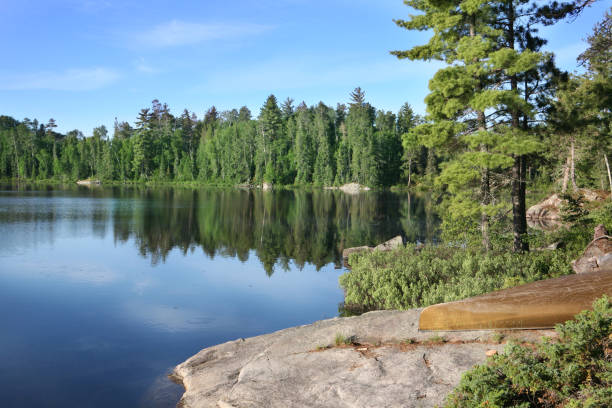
[132,20,271,48]
[0,67,120,91]
[133,57,158,74]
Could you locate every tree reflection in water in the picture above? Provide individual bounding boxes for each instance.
[6,184,438,275]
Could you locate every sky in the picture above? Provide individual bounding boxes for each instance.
[0,0,609,134]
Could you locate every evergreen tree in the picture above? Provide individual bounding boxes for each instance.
[346,87,377,185]
[312,102,335,185]
[256,95,283,183]
[294,104,314,184]
[392,0,544,249]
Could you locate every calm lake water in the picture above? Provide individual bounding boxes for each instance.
[0,184,436,407]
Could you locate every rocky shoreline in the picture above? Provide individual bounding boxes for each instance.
[172,309,554,408]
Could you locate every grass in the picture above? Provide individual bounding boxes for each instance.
[334,333,353,346]
[425,334,447,344]
[490,332,505,344]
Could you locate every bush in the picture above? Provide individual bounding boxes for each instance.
[445,296,611,407]
[339,245,576,311]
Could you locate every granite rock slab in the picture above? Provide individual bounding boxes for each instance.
[173,310,553,408]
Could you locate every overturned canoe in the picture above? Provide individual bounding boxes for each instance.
[419,270,612,331]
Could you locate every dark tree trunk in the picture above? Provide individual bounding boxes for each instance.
[512,155,529,252]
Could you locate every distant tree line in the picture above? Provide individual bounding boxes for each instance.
[0,90,427,187]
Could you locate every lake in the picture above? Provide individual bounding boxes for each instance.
[0,184,436,407]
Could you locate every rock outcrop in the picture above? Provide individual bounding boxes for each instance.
[341,183,370,194]
[374,235,404,252]
[572,225,612,274]
[173,309,553,408]
[527,190,609,222]
[342,235,404,265]
[327,183,371,194]
[526,194,564,220]
[76,179,101,185]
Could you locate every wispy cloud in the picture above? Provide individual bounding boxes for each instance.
[0,67,120,91]
[131,20,272,48]
[133,57,158,74]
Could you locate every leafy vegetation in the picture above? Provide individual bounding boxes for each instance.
[0,92,421,189]
[445,296,611,408]
[339,244,577,311]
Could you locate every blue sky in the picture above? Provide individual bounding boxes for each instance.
[0,0,609,134]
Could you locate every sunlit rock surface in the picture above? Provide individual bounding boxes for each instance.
[173,310,553,408]
[572,225,612,274]
[419,271,612,331]
[526,193,564,220]
[342,235,404,266]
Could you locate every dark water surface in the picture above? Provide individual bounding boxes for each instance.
[0,184,436,407]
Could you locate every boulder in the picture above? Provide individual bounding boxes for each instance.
[578,188,609,202]
[76,179,101,186]
[262,182,273,191]
[341,246,373,260]
[173,309,554,408]
[342,236,404,266]
[527,190,609,222]
[527,217,562,231]
[374,235,404,252]
[526,194,563,220]
[339,183,370,194]
[572,225,612,274]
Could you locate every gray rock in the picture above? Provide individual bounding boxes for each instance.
[339,183,371,194]
[173,310,553,408]
[526,194,563,220]
[374,235,404,252]
[572,226,612,274]
[341,246,373,260]
[342,236,404,265]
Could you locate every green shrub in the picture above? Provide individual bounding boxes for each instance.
[339,245,576,311]
[445,296,611,408]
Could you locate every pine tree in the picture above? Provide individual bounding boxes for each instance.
[346,88,377,185]
[256,95,283,183]
[312,102,335,185]
[294,103,314,184]
[392,0,545,249]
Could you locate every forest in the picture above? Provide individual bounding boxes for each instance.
[0,89,412,188]
[0,2,610,254]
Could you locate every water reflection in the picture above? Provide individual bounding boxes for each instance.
[0,184,437,408]
[1,185,438,275]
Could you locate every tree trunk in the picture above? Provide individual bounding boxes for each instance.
[562,153,570,193]
[570,138,577,192]
[507,1,528,252]
[426,147,435,180]
[478,110,490,251]
[512,155,529,252]
[605,154,612,200]
[407,158,412,187]
[481,166,491,251]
